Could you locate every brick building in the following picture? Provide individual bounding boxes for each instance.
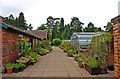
[111,15,120,78]
[0,16,48,65]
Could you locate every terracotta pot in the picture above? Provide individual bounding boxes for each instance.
[6,68,13,73]
[82,63,86,69]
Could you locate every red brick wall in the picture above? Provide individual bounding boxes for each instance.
[111,16,120,78]
[2,28,19,65]
[2,28,39,65]
[0,28,2,62]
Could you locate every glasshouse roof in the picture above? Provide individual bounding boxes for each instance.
[71,32,101,45]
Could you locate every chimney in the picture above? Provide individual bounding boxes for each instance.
[0,16,3,23]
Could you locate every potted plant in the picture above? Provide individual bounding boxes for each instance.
[14,63,21,73]
[78,57,83,68]
[30,58,36,65]
[67,50,74,57]
[90,33,112,74]
[99,54,108,74]
[18,63,25,71]
[4,63,14,73]
[85,58,99,75]
[74,54,83,68]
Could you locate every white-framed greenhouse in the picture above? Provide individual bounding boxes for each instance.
[70,32,101,50]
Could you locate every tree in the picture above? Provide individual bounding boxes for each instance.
[46,16,54,29]
[83,22,104,32]
[83,22,95,32]
[52,21,60,39]
[3,14,15,25]
[28,24,33,30]
[59,18,65,39]
[18,12,28,30]
[104,22,112,31]
[64,24,72,40]
[46,16,60,40]
[70,17,84,32]
[9,14,14,20]
[37,24,47,30]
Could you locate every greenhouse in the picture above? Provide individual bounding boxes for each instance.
[70,32,101,49]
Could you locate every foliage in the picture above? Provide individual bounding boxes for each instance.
[74,54,82,62]
[83,22,103,32]
[35,41,42,53]
[3,12,32,30]
[16,38,32,56]
[70,17,84,32]
[14,63,21,68]
[59,18,65,39]
[31,58,36,63]
[86,58,99,68]
[90,32,112,67]
[52,38,62,46]
[17,63,25,68]
[80,45,88,49]
[61,41,71,47]
[104,22,112,31]
[16,56,31,63]
[67,49,77,57]
[29,52,40,61]
[38,49,48,55]
[37,24,47,30]
[4,63,14,69]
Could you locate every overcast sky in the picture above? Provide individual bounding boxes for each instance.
[0,0,119,30]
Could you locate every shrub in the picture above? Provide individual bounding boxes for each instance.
[86,58,99,68]
[52,38,62,46]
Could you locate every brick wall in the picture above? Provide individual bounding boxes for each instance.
[0,28,2,63]
[2,28,19,65]
[2,28,39,65]
[111,15,120,78]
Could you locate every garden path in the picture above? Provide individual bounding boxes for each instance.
[3,47,114,78]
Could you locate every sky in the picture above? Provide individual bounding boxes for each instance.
[0,0,119,30]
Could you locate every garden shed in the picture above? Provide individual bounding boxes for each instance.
[70,32,101,49]
[0,16,47,65]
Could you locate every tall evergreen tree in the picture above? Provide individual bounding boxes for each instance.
[18,12,28,30]
[59,18,65,39]
[52,21,60,39]
[64,24,72,40]
[70,17,84,32]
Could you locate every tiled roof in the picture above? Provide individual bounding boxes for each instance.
[0,16,48,39]
[26,30,48,39]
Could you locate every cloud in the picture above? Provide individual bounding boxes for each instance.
[0,0,35,16]
[0,0,119,29]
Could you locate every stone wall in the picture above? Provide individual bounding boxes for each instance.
[111,15,120,78]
